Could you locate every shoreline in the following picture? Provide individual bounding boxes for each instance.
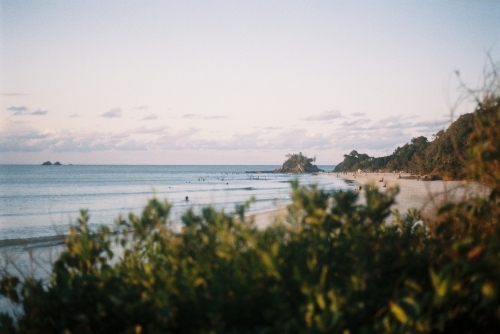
[337,172,489,217]
[243,171,493,227]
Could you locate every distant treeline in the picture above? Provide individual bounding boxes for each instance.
[334,111,477,179]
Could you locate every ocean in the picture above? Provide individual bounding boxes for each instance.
[0,165,349,247]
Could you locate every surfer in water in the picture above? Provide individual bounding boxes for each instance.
[185,196,189,201]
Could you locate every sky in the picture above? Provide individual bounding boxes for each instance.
[1,1,499,165]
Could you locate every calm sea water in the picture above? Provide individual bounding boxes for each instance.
[0,165,348,243]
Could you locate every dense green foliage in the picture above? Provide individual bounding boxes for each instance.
[275,152,321,173]
[333,113,475,179]
[1,69,499,333]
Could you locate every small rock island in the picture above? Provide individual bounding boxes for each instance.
[41,161,62,166]
[246,153,322,174]
[274,152,322,173]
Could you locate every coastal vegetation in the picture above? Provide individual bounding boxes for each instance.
[333,112,476,179]
[1,67,499,333]
[274,152,322,173]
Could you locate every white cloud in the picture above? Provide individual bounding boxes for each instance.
[123,126,168,135]
[0,127,150,153]
[351,112,366,117]
[133,105,148,110]
[116,140,148,151]
[339,119,371,127]
[0,122,395,154]
[31,109,48,116]
[0,131,51,152]
[100,108,122,118]
[0,108,455,159]
[9,106,48,116]
[303,110,342,121]
[8,106,29,115]
[263,129,332,150]
[412,119,450,128]
[326,113,454,155]
[140,113,158,121]
[204,115,227,120]
[148,128,333,152]
[182,113,227,120]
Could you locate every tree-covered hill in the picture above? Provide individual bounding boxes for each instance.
[334,111,476,179]
[274,152,322,173]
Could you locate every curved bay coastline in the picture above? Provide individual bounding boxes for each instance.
[0,164,343,249]
[0,165,490,298]
[1,165,489,251]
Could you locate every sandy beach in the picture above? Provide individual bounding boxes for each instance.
[248,207,289,228]
[337,172,489,217]
[248,173,491,227]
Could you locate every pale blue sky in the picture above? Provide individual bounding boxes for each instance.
[1,1,499,164]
